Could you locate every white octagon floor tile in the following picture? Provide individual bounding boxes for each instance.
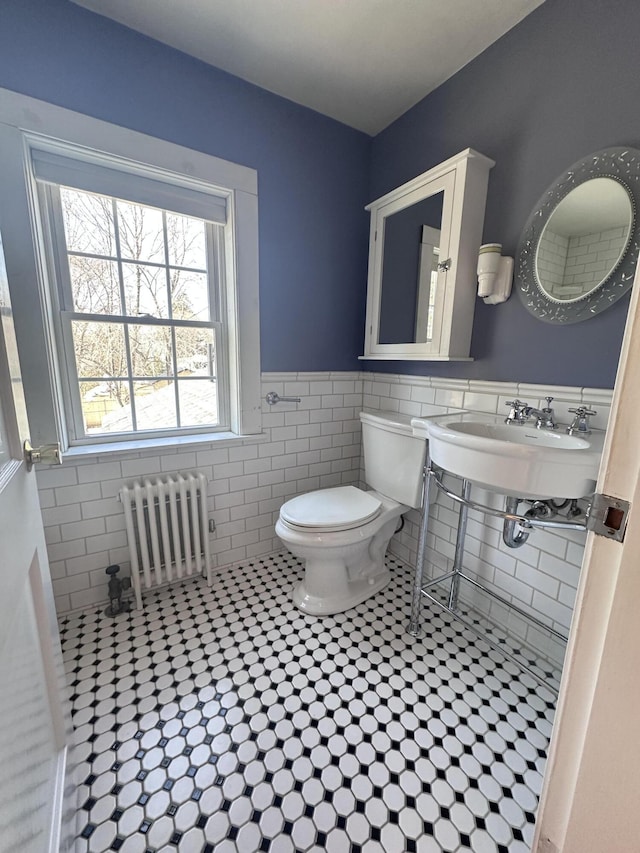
[60,552,556,853]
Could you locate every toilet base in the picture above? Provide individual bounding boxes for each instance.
[292,568,391,616]
[276,491,405,618]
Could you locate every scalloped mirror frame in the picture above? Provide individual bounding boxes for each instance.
[517,147,640,324]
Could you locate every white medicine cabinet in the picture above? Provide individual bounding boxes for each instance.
[362,148,494,361]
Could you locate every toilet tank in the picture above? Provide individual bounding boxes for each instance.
[360,410,426,508]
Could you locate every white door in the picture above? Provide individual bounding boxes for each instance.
[534,252,640,850]
[0,233,73,852]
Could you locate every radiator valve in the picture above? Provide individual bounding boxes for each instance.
[104,564,131,617]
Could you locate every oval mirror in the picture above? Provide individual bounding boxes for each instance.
[535,178,633,303]
[517,147,640,324]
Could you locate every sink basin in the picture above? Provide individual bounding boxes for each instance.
[411,413,605,499]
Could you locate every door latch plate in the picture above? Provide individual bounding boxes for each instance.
[23,439,63,471]
[586,493,630,542]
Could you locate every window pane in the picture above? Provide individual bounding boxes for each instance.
[177,379,219,427]
[81,380,132,434]
[122,263,169,318]
[133,380,177,430]
[117,201,165,264]
[69,256,121,314]
[170,269,210,321]
[55,182,227,440]
[72,321,127,378]
[61,188,115,256]
[174,326,215,376]
[129,324,173,377]
[167,213,206,269]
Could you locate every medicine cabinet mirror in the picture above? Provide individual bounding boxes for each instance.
[362,148,494,361]
[517,147,640,324]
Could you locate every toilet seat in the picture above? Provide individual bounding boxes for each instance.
[280,486,382,532]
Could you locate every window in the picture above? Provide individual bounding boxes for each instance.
[0,90,261,453]
[0,100,260,454]
[43,184,227,441]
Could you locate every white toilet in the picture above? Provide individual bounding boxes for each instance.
[275,410,426,615]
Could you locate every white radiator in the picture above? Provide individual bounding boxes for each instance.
[119,473,212,609]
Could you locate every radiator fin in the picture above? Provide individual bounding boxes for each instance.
[120,472,212,608]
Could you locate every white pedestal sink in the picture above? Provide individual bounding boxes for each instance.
[412,413,605,499]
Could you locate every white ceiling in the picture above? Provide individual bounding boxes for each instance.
[73,0,545,135]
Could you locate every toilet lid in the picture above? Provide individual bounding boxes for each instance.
[281,486,382,532]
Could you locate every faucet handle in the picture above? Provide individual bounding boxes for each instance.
[505,399,528,424]
[567,406,597,435]
[544,396,554,410]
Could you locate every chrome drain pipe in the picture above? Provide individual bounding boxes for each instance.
[503,498,555,548]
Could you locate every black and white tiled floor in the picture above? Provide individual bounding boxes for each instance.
[60,553,556,853]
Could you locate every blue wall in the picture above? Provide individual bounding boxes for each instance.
[1,0,640,387]
[0,0,371,372]
[369,0,640,388]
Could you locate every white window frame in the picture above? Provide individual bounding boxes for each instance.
[0,88,261,452]
[41,181,230,445]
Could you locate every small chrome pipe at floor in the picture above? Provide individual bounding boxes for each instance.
[407,454,433,638]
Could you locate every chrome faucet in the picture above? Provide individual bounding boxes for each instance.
[527,396,558,430]
[505,396,557,429]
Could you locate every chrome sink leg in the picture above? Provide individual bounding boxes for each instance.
[448,479,471,611]
[407,453,433,638]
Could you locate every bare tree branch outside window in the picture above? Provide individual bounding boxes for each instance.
[59,187,219,434]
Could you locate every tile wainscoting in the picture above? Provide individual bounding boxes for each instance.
[37,370,612,669]
[38,373,363,614]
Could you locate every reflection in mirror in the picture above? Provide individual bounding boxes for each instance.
[535,178,633,302]
[379,191,444,344]
[416,225,440,341]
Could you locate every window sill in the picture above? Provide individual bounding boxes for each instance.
[62,430,268,461]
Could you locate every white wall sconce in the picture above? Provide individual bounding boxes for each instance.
[477,243,513,304]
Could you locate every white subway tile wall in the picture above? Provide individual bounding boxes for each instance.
[564,225,628,296]
[39,373,363,614]
[536,228,568,292]
[536,225,628,300]
[37,370,612,671]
